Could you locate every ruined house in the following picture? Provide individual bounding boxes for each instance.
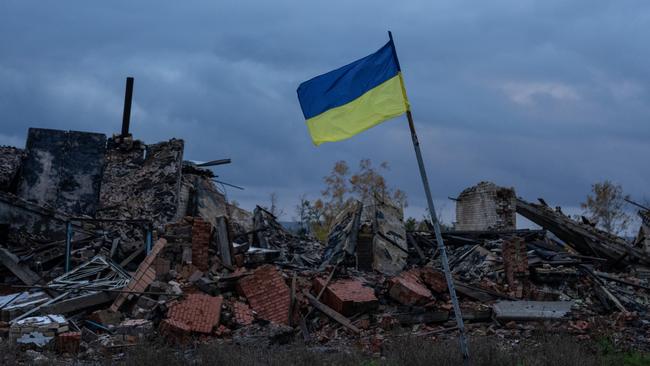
[454,181,516,231]
[0,126,250,277]
[1,80,650,356]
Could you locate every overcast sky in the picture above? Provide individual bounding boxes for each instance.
[1,1,648,225]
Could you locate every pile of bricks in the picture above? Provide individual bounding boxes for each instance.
[502,237,529,298]
[165,294,223,334]
[237,265,291,324]
[192,217,211,271]
[232,301,254,326]
[312,277,378,316]
[388,269,433,306]
[157,217,195,277]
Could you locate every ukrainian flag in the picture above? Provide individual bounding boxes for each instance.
[297,40,410,145]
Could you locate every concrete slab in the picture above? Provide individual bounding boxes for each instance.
[493,300,573,321]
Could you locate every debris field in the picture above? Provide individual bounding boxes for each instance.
[1,128,650,361]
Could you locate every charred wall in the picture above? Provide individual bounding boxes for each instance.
[16,128,106,216]
[97,137,184,227]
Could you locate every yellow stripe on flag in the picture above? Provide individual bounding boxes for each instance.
[305,73,410,145]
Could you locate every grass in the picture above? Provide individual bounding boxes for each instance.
[114,334,650,366]
[1,333,648,365]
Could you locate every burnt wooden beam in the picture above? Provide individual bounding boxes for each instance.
[304,291,360,334]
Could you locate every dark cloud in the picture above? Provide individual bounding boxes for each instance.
[1,0,649,224]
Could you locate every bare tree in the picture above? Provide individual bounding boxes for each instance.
[267,192,285,219]
[349,159,407,210]
[581,180,631,235]
[316,159,408,228]
[294,194,321,237]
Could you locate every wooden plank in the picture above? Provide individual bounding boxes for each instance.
[120,247,144,267]
[304,291,359,334]
[516,198,650,266]
[305,264,338,319]
[581,265,628,313]
[0,248,41,285]
[406,233,426,261]
[453,281,515,301]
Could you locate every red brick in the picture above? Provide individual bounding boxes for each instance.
[419,267,448,293]
[166,294,223,334]
[232,301,254,326]
[56,331,81,354]
[236,265,291,324]
[502,237,529,298]
[388,269,433,306]
[191,218,211,271]
[313,278,378,316]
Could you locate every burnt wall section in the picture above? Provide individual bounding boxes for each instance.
[0,191,68,238]
[16,128,106,216]
[455,181,516,231]
[98,137,184,227]
[371,199,408,275]
[0,147,25,193]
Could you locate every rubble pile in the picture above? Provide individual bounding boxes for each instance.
[250,206,323,267]
[98,136,184,227]
[1,127,650,361]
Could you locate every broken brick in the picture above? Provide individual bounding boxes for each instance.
[388,269,433,306]
[166,293,223,334]
[312,277,378,316]
[56,331,81,354]
[232,301,254,326]
[236,265,291,324]
[419,267,448,293]
[502,236,529,298]
[191,217,211,271]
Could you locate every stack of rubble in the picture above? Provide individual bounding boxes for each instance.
[2,126,650,359]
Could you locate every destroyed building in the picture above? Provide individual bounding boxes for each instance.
[454,181,516,231]
[1,116,650,360]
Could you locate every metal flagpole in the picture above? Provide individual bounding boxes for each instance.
[388,31,470,363]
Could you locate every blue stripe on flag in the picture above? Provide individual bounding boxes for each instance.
[297,41,399,119]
